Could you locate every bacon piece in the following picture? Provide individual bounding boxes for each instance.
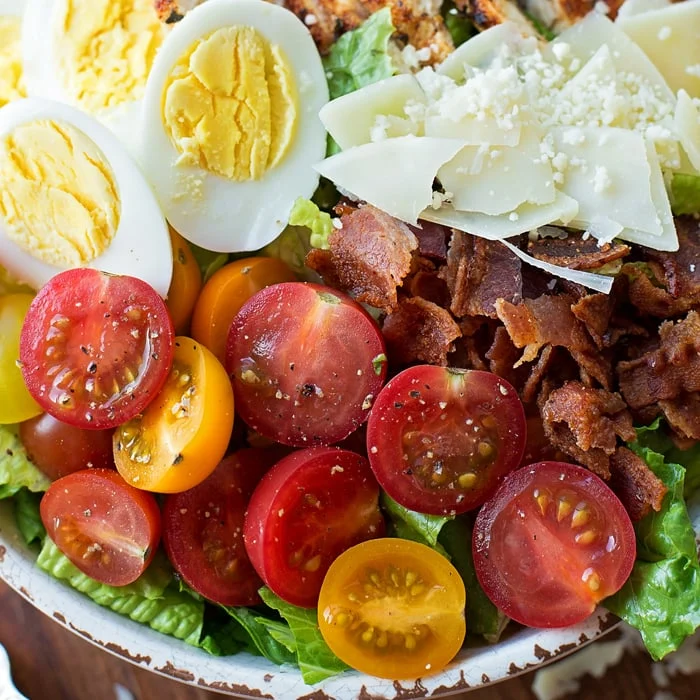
[305,205,418,313]
[609,447,667,522]
[382,296,462,367]
[441,231,522,319]
[407,221,449,263]
[495,294,611,389]
[571,293,613,349]
[407,269,450,307]
[659,393,700,441]
[486,326,520,387]
[528,234,630,271]
[521,345,555,405]
[617,311,700,413]
[540,381,635,478]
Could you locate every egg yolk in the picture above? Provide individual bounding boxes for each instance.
[0,17,25,108]
[0,120,120,267]
[55,0,164,112]
[162,26,298,181]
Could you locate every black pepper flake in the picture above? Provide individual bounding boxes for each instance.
[409,390,420,398]
[394,401,404,409]
[80,345,89,355]
[301,383,315,398]
[87,362,97,374]
[172,453,184,466]
[6,449,13,456]
[151,353,159,361]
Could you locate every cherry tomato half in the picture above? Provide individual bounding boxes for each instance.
[19,269,174,430]
[40,468,161,586]
[191,257,296,364]
[20,413,114,480]
[114,337,234,493]
[473,461,636,628]
[227,282,387,447]
[366,366,526,515]
[0,293,42,424]
[244,447,385,607]
[162,448,282,606]
[167,227,203,335]
[318,538,466,680]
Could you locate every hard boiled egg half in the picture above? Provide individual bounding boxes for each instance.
[139,0,329,252]
[0,98,172,296]
[0,0,27,108]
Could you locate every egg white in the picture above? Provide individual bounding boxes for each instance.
[0,98,173,297]
[0,0,26,18]
[139,0,329,252]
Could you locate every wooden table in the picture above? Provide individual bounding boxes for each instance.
[0,580,697,700]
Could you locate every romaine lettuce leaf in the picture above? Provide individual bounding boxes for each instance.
[605,443,700,660]
[0,425,51,500]
[259,587,349,684]
[323,8,396,101]
[381,492,452,551]
[37,539,204,645]
[439,517,508,643]
[13,488,45,546]
[188,243,229,283]
[670,173,700,215]
[289,197,333,250]
[442,1,475,47]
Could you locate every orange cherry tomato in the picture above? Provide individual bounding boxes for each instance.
[167,227,203,335]
[191,257,296,363]
[113,337,234,493]
[318,538,466,680]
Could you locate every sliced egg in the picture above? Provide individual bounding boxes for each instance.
[21,0,165,150]
[0,0,26,19]
[0,98,172,296]
[0,0,27,108]
[139,0,329,252]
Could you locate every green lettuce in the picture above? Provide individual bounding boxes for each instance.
[439,517,508,643]
[323,8,396,101]
[259,587,349,684]
[442,1,475,47]
[605,442,700,660]
[37,539,205,646]
[188,243,229,283]
[670,173,700,215]
[0,425,51,500]
[380,492,452,552]
[289,198,334,250]
[222,606,297,666]
[13,488,45,546]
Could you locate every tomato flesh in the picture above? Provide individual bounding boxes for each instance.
[226,282,387,447]
[114,337,234,493]
[19,269,174,430]
[162,449,280,606]
[473,461,636,628]
[367,366,526,515]
[318,538,466,680]
[20,413,114,480]
[40,468,161,586]
[244,447,385,607]
[167,227,203,335]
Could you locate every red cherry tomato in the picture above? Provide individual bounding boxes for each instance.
[244,447,385,607]
[473,461,636,628]
[40,469,161,586]
[226,282,387,447]
[19,413,114,480]
[162,448,283,606]
[19,269,174,430]
[366,366,526,515]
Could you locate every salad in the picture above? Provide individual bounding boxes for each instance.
[1,0,700,688]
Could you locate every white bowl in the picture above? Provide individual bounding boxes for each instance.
[0,499,618,698]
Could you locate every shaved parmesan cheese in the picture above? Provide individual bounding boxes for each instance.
[500,240,615,294]
[675,89,700,171]
[585,217,624,245]
[551,126,661,236]
[314,137,466,225]
[438,127,555,215]
[425,115,521,146]
[616,0,700,97]
[616,0,670,21]
[319,74,426,150]
[617,141,679,251]
[548,13,674,101]
[419,192,579,240]
[437,22,528,79]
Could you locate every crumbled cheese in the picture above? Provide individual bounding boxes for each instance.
[304,13,317,26]
[687,64,700,78]
[592,165,612,193]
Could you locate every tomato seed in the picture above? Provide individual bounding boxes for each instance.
[571,504,590,528]
[575,529,597,545]
[458,472,477,489]
[556,497,573,522]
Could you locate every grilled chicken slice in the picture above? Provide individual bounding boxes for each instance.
[153,0,207,23]
[453,0,538,33]
[518,0,624,31]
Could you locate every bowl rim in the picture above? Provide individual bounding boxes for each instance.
[0,499,619,699]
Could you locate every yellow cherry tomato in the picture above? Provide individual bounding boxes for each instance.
[318,538,466,680]
[0,294,42,424]
[166,228,203,335]
[191,257,296,363]
[113,336,234,493]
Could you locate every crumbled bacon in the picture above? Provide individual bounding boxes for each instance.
[659,393,700,441]
[528,234,630,271]
[382,296,462,367]
[305,205,418,313]
[495,294,612,389]
[441,231,522,319]
[408,221,449,263]
[571,293,613,349]
[609,447,668,522]
[541,382,636,479]
[407,269,450,307]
